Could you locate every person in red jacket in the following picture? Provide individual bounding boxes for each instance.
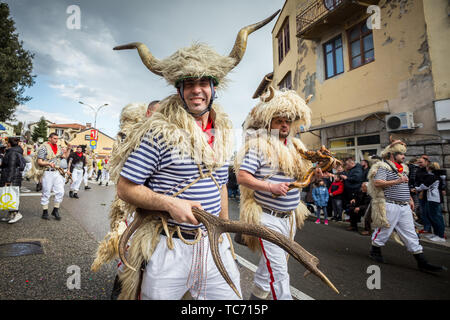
[329,174,344,221]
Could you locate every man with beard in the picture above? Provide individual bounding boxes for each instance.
[235,88,318,300]
[367,139,444,272]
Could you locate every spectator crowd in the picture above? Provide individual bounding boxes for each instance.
[228,154,448,243]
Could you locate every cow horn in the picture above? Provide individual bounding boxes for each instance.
[228,10,280,69]
[260,85,275,103]
[113,42,163,77]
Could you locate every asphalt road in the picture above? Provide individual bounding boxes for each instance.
[228,198,450,300]
[3,180,449,300]
[68,183,450,300]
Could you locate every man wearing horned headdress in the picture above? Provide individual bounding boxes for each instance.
[93,11,280,300]
[234,87,315,300]
[367,139,444,272]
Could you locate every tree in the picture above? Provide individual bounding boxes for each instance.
[0,3,35,122]
[31,117,48,142]
[13,120,23,135]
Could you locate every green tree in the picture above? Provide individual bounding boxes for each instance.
[0,2,35,122]
[13,120,23,135]
[31,117,48,142]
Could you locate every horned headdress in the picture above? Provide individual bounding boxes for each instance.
[243,86,313,135]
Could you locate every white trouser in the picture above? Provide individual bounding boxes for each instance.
[40,171,65,206]
[371,202,423,254]
[101,169,109,184]
[22,163,32,178]
[70,168,84,192]
[140,233,241,300]
[254,212,296,300]
[83,166,89,185]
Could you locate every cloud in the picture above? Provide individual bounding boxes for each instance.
[12,105,75,125]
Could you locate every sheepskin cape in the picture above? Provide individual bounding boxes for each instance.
[91,95,233,300]
[234,88,313,252]
[367,159,409,229]
[234,130,312,252]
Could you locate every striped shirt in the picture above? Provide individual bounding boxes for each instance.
[239,149,300,212]
[374,166,410,202]
[120,132,228,231]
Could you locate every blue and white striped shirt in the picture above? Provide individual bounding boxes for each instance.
[120,132,228,231]
[239,149,300,212]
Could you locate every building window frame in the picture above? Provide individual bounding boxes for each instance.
[278,71,292,90]
[347,21,375,70]
[323,35,344,79]
[277,17,290,64]
[329,134,380,163]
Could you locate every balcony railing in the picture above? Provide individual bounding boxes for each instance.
[296,0,380,39]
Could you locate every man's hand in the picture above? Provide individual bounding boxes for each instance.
[167,198,203,225]
[269,182,290,197]
[340,174,348,180]
[354,207,360,213]
[409,199,415,212]
[49,162,56,168]
[350,199,356,205]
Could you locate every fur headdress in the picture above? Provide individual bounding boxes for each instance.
[243,87,312,136]
[112,10,280,89]
[235,87,313,252]
[380,136,407,159]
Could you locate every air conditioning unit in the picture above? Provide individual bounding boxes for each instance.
[385,112,415,132]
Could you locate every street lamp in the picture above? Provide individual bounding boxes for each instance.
[78,101,109,129]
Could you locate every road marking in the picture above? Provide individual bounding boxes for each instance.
[235,254,315,300]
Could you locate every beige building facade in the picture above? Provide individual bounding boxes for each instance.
[266,0,449,161]
[69,128,115,158]
[261,0,450,220]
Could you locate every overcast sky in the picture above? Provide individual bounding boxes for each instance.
[5,0,285,147]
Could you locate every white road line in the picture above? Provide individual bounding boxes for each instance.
[235,254,315,300]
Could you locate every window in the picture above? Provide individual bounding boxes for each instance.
[329,134,380,163]
[277,18,290,64]
[323,0,343,11]
[278,71,292,90]
[85,135,91,141]
[323,35,344,79]
[347,22,374,69]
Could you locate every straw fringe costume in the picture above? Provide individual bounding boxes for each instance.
[366,140,444,272]
[91,11,280,300]
[234,88,313,300]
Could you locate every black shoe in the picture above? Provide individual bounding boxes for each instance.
[106,182,108,186]
[414,253,445,273]
[73,193,79,199]
[369,245,385,263]
[51,208,61,221]
[69,191,74,198]
[36,183,42,192]
[84,186,91,190]
[42,209,50,220]
[99,182,102,186]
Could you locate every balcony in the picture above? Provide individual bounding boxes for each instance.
[296,0,380,40]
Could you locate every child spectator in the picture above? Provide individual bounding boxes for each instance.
[329,174,344,221]
[312,180,329,225]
